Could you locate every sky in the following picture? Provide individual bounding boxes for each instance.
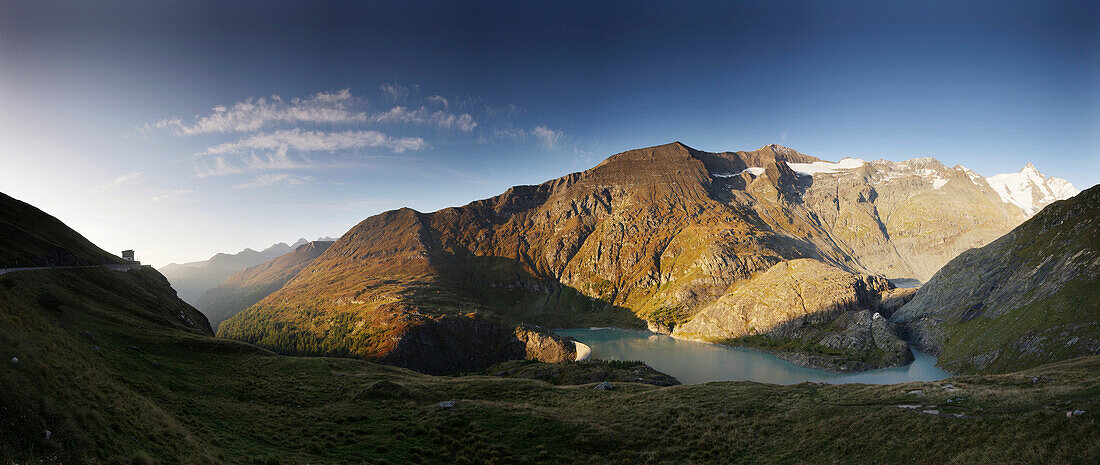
[1,0,1097,267]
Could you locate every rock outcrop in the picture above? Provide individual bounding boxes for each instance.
[382,315,576,375]
[674,259,912,371]
[892,184,1100,373]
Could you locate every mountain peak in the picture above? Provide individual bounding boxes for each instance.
[759,143,796,154]
[986,163,1078,216]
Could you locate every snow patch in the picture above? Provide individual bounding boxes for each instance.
[788,157,865,176]
[713,167,766,178]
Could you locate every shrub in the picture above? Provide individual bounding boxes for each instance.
[37,291,62,310]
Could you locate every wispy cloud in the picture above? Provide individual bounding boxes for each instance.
[97,171,144,191]
[199,128,428,155]
[427,95,449,108]
[194,157,243,177]
[243,146,315,170]
[233,173,314,189]
[144,89,366,135]
[151,189,194,202]
[532,125,564,149]
[367,106,477,132]
[484,124,567,150]
[380,83,410,100]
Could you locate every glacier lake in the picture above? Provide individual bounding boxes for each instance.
[557,328,952,385]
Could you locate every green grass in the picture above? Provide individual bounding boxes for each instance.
[2,268,1099,464]
[942,276,1100,374]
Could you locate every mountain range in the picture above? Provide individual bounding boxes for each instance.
[196,240,336,330]
[3,186,1096,464]
[159,237,337,304]
[215,142,1082,373]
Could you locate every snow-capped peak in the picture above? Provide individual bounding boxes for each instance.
[986,164,1078,216]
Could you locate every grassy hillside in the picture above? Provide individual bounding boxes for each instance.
[2,267,1099,464]
[0,192,123,267]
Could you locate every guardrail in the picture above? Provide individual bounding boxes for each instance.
[0,263,147,276]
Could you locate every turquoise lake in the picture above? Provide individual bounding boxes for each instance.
[556,328,952,385]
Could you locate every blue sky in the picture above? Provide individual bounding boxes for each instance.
[1,0,1097,266]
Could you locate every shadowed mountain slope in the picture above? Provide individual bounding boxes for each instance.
[0,192,124,268]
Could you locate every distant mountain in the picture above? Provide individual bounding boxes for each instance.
[986,163,1079,216]
[892,184,1099,373]
[196,240,335,330]
[160,238,326,304]
[218,142,1069,373]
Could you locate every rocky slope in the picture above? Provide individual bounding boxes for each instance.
[196,240,335,330]
[674,259,913,372]
[160,237,332,304]
[892,184,1100,373]
[796,157,1032,282]
[219,142,1066,373]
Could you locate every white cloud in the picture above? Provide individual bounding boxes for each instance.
[233,173,314,189]
[199,128,428,155]
[427,95,449,108]
[367,106,477,132]
[145,89,366,135]
[532,125,564,149]
[151,189,194,202]
[97,171,145,191]
[380,83,410,100]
